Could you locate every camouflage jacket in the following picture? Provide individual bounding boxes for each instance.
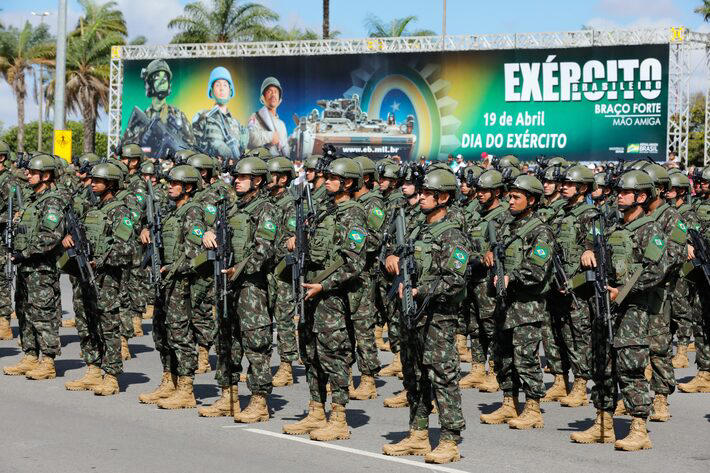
[161,200,207,278]
[557,200,598,276]
[15,185,67,271]
[85,197,135,270]
[537,196,566,224]
[122,102,195,150]
[648,203,687,278]
[193,106,248,160]
[356,189,387,271]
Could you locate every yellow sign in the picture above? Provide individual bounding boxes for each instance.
[53,130,72,162]
[111,46,121,59]
[670,27,685,42]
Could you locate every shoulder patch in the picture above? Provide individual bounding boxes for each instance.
[256,218,278,241]
[347,228,367,253]
[135,193,144,203]
[205,204,217,215]
[367,206,385,230]
[676,221,687,233]
[643,234,666,263]
[446,245,470,276]
[530,242,552,266]
[287,217,296,232]
[114,215,134,241]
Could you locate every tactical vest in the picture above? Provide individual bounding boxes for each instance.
[310,206,337,266]
[557,203,596,274]
[607,215,653,284]
[470,203,508,250]
[503,217,545,272]
[229,196,265,262]
[84,200,127,259]
[538,198,565,223]
[162,201,201,264]
[14,191,60,253]
[413,220,458,281]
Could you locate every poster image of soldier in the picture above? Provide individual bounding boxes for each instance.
[192,66,249,162]
[248,77,290,157]
[121,59,195,159]
[288,94,416,162]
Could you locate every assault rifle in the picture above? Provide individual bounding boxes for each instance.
[4,184,22,285]
[552,245,580,309]
[286,181,315,326]
[687,228,710,289]
[393,208,418,328]
[126,106,192,160]
[141,179,163,300]
[487,221,507,313]
[63,200,97,292]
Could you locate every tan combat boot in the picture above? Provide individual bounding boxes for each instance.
[478,362,499,392]
[143,304,154,319]
[198,386,240,417]
[644,364,652,381]
[614,399,628,416]
[0,318,12,340]
[570,410,616,444]
[132,316,144,337]
[196,346,211,374]
[508,399,544,429]
[350,374,377,400]
[93,374,120,396]
[678,371,710,393]
[65,365,103,391]
[382,429,431,456]
[121,337,131,361]
[383,389,409,408]
[671,345,689,369]
[375,325,390,351]
[26,357,56,380]
[310,403,350,441]
[459,363,486,389]
[139,372,177,404]
[379,353,402,377]
[239,373,247,383]
[688,341,696,352]
[3,354,38,376]
[480,395,518,424]
[283,401,327,435]
[614,417,652,451]
[424,440,460,464]
[541,374,568,402]
[62,318,76,328]
[649,394,670,422]
[233,394,270,423]
[157,376,197,409]
[559,377,589,407]
[272,362,293,387]
[456,334,472,363]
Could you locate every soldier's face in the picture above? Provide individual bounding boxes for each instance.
[92,178,108,194]
[168,181,184,199]
[305,169,316,182]
[665,188,677,200]
[152,71,169,93]
[702,181,710,193]
[476,188,494,204]
[27,169,41,185]
[379,177,394,191]
[560,182,579,198]
[543,180,557,196]
[325,174,342,193]
[508,191,532,213]
[402,181,416,197]
[235,174,253,193]
[263,86,281,109]
[591,186,603,200]
[419,189,439,211]
[212,79,231,102]
[617,189,638,207]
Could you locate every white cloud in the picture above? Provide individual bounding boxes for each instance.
[116,0,184,45]
[595,0,679,19]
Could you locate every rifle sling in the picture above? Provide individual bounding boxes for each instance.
[614,266,644,307]
[309,255,345,285]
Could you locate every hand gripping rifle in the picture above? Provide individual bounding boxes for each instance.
[687,228,710,290]
[63,198,97,292]
[141,179,163,301]
[393,208,418,329]
[487,221,507,314]
[286,181,315,326]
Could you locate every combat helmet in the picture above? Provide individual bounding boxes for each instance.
[326,157,363,190]
[379,162,401,180]
[91,163,124,184]
[501,166,521,186]
[121,143,144,160]
[168,165,201,185]
[267,157,295,179]
[543,165,565,182]
[353,156,378,181]
[545,157,568,168]
[594,172,608,188]
[564,165,595,184]
[498,155,521,169]
[0,140,11,158]
[207,66,234,100]
[140,161,156,176]
[108,158,129,179]
[187,153,217,178]
[510,175,544,198]
[305,155,321,170]
[617,170,655,192]
[141,59,172,99]
[75,152,100,174]
[173,149,197,165]
[421,168,457,192]
[27,154,57,173]
[641,163,670,188]
[669,171,690,190]
[260,76,282,99]
[477,169,504,189]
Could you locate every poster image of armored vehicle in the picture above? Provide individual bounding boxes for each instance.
[288,94,417,161]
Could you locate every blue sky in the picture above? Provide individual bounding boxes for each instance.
[0,0,708,132]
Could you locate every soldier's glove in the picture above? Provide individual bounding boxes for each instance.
[11,252,25,263]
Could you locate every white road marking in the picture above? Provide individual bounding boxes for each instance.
[244,428,470,473]
[221,424,251,429]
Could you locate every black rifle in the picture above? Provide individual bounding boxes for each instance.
[286,181,315,326]
[552,244,580,309]
[141,179,163,300]
[4,184,22,286]
[393,208,418,329]
[687,228,710,289]
[487,221,507,313]
[126,106,191,160]
[64,200,97,292]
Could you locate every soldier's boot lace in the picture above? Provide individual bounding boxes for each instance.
[480,395,518,424]
[93,373,120,396]
[382,429,431,456]
[283,401,327,435]
[272,361,293,387]
[383,389,409,408]
[309,403,350,441]
[233,394,270,423]
[132,316,144,337]
[671,344,689,369]
[570,410,616,444]
[25,356,55,380]
[196,345,211,374]
[559,377,589,407]
[157,376,196,409]
[678,370,710,393]
[350,374,378,400]
[378,353,402,377]
[198,386,239,417]
[456,334,472,363]
[614,417,652,451]
[424,440,461,464]
[541,374,568,402]
[139,372,176,404]
[508,399,544,429]
[649,394,671,422]
[65,364,103,391]
[121,337,131,361]
[459,363,486,389]
[3,354,38,376]
[0,317,13,340]
[477,365,500,393]
[614,399,628,416]
[375,325,390,351]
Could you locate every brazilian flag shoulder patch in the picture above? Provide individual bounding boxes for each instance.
[122,217,134,228]
[256,219,277,241]
[347,228,366,253]
[530,243,551,266]
[677,221,687,233]
[446,245,469,275]
[367,206,385,230]
[115,215,134,241]
[670,220,688,245]
[135,193,144,203]
[643,234,665,262]
[205,204,217,215]
[287,217,296,232]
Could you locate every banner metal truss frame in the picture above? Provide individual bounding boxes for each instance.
[108,28,710,163]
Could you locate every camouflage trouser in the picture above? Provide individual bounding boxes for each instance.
[497,322,546,400]
[694,291,710,371]
[542,292,569,375]
[77,272,123,376]
[151,297,171,373]
[269,274,299,363]
[0,245,13,320]
[401,314,465,442]
[472,283,497,364]
[557,294,592,379]
[213,311,243,387]
[649,331,675,395]
[163,276,197,377]
[350,272,381,376]
[375,277,400,354]
[16,268,61,358]
[190,278,216,349]
[591,306,651,418]
[670,277,696,345]
[459,283,485,364]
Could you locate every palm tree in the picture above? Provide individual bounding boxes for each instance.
[270,26,320,42]
[0,22,52,151]
[72,0,127,39]
[323,0,330,39]
[696,0,710,21]
[364,14,436,38]
[168,0,279,43]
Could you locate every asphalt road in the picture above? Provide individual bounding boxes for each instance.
[1,276,708,473]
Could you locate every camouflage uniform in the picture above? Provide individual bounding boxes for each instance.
[121,102,195,152]
[193,106,248,160]
[669,203,698,347]
[688,197,710,373]
[300,199,367,407]
[0,169,21,325]
[496,213,555,401]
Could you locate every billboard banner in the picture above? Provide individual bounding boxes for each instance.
[119,43,669,162]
